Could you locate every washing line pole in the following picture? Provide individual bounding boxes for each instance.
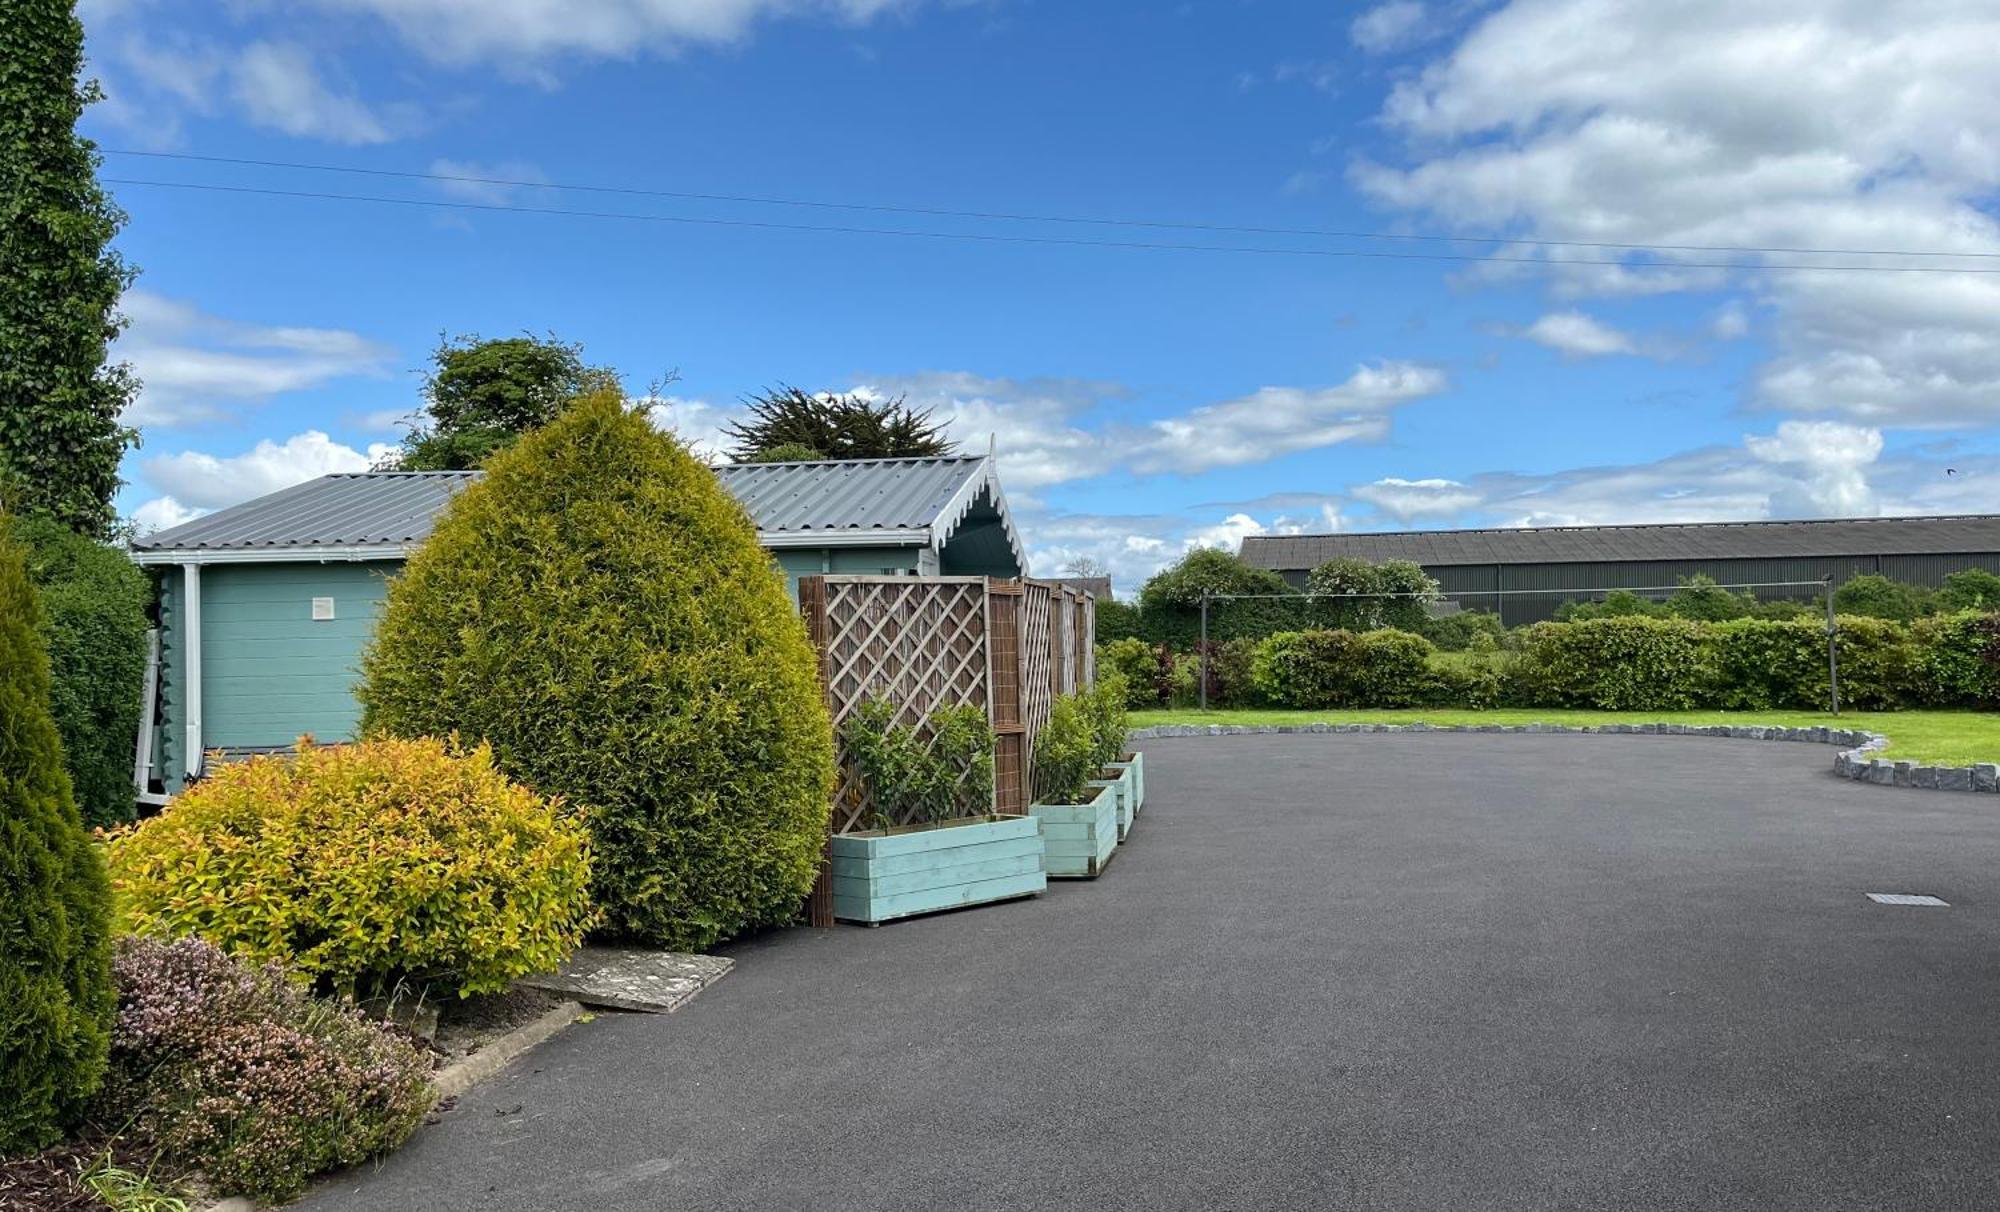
[1824,577,1842,717]
[1198,592,1210,711]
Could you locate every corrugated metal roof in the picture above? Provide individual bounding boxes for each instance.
[132,457,1009,554]
[131,472,476,552]
[711,457,989,534]
[1240,514,2000,569]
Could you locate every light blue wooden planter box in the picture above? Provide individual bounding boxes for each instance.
[829,814,1046,925]
[1108,750,1144,813]
[1028,783,1119,878]
[1089,763,1137,840]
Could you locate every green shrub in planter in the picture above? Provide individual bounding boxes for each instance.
[7,514,150,828]
[1084,675,1131,768]
[1509,616,1711,710]
[359,391,836,951]
[1033,694,1101,805]
[107,736,594,999]
[844,700,996,826]
[0,524,115,1154]
[99,937,432,1202]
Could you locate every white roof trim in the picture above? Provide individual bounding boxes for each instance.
[928,457,1027,571]
[131,543,414,566]
[760,528,931,549]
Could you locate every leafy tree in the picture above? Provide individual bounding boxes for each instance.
[359,391,836,950]
[725,386,956,462]
[1135,546,1304,645]
[744,441,825,463]
[389,333,621,471]
[1556,589,1665,621]
[1305,557,1439,632]
[1934,568,2000,613]
[0,0,139,537]
[1664,574,1756,622]
[1834,573,1929,621]
[7,514,150,826]
[0,520,115,1152]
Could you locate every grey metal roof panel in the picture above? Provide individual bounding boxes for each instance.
[131,472,477,551]
[711,457,987,534]
[132,457,998,553]
[1240,515,2000,569]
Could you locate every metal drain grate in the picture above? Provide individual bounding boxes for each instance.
[1866,892,1950,907]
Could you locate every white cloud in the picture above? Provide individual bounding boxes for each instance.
[1711,301,1750,341]
[229,41,401,144]
[1351,476,1482,520]
[117,291,397,427]
[1184,512,1269,551]
[131,495,203,534]
[645,395,741,462]
[1126,363,1447,475]
[1519,309,1638,358]
[1355,0,2000,426]
[142,431,396,512]
[1744,419,1883,517]
[309,0,923,66]
[1351,2,1429,53]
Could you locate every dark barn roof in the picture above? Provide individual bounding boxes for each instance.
[1051,575,1112,600]
[1240,514,2000,570]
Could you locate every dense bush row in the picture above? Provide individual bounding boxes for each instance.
[7,513,150,828]
[1106,610,2000,714]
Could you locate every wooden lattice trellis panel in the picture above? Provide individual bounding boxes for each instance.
[810,577,992,834]
[798,574,1098,925]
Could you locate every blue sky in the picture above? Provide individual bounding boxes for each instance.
[82,0,2000,589]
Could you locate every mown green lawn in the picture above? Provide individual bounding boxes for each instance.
[1131,707,2000,767]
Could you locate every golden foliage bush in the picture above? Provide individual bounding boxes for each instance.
[107,736,593,998]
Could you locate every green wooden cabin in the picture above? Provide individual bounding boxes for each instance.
[129,455,1025,797]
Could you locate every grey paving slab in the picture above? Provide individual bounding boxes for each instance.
[517,946,732,1013]
[301,735,2000,1212]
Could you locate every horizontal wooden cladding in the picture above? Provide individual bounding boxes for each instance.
[830,813,1039,858]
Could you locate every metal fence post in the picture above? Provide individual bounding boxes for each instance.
[1199,592,1210,711]
[1824,577,1841,717]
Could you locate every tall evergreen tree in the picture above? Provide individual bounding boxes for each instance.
[725,386,957,462]
[388,333,621,471]
[0,519,115,1153]
[0,0,139,537]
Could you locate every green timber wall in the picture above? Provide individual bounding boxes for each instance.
[157,561,398,785]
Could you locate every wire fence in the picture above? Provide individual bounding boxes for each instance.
[1194,577,1844,715]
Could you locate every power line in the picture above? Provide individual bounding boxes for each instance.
[100,148,2000,263]
[100,177,2000,275]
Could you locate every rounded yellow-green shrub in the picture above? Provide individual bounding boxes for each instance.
[357,391,837,950]
[106,736,594,998]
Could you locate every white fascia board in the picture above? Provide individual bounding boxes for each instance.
[757,528,930,550]
[929,458,1027,570]
[130,543,414,566]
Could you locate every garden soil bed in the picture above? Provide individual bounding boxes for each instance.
[428,986,569,1066]
[0,1134,173,1212]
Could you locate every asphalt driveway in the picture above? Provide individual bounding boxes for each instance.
[302,734,2000,1211]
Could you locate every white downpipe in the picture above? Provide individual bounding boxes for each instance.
[183,563,203,781]
[132,628,159,796]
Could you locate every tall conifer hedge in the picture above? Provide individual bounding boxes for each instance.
[0,520,114,1153]
[359,392,835,950]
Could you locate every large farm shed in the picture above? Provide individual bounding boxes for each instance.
[129,455,1024,793]
[1239,514,2000,626]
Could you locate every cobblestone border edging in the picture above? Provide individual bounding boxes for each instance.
[1129,722,2000,794]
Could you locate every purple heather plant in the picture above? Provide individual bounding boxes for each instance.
[99,937,434,1201]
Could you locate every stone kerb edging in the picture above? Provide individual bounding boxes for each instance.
[1129,722,2000,795]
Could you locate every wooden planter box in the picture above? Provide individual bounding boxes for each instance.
[1029,783,1119,878]
[1108,750,1144,813]
[1090,763,1137,840]
[830,814,1046,925]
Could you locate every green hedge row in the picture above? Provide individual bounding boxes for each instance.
[1104,611,2000,713]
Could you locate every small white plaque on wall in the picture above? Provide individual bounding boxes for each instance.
[311,596,336,621]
